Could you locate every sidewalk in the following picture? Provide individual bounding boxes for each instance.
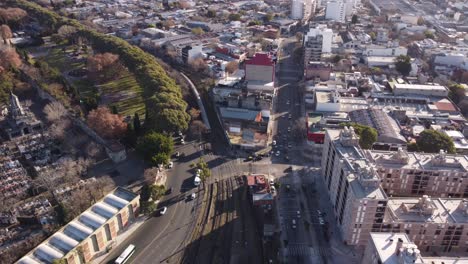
[92,216,148,264]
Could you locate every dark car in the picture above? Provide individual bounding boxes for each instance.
[165,187,173,195]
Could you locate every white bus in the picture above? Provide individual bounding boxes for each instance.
[114,244,136,264]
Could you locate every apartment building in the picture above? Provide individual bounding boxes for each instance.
[321,128,388,247]
[362,232,468,264]
[303,25,333,64]
[325,0,346,23]
[367,149,468,198]
[322,128,468,253]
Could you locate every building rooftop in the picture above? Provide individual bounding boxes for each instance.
[17,187,138,264]
[369,233,424,264]
[327,129,387,200]
[386,196,468,224]
[219,107,263,122]
[367,149,468,172]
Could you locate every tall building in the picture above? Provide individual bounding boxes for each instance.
[321,128,388,247]
[291,0,315,20]
[303,25,333,64]
[325,0,346,23]
[321,128,468,254]
[245,53,275,83]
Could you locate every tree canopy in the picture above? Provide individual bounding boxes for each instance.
[416,129,455,154]
[395,55,412,76]
[87,107,127,139]
[8,0,189,134]
[137,132,174,165]
[341,122,378,149]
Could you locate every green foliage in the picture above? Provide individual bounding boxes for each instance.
[424,30,434,39]
[228,13,241,21]
[149,184,166,201]
[191,27,204,35]
[332,55,342,63]
[248,20,262,26]
[448,84,465,104]
[140,200,157,214]
[407,142,419,152]
[137,132,174,164]
[394,55,412,76]
[206,9,216,18]
[369,32,376,40]
[416,129,455,154]
[151,152,170,166]
[52,259,67,264]
[9,0,189,134]
[195,158,211,182]
[340,123,378,149]
[264,12,273,22]
[0,71,14,105]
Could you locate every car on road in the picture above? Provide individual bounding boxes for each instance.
[285,156,290,161]
[288,143,292,149]
[272,140,277,146]
[159,207,167,215]
[194,176,201,186]
[288,114,292,119]
[275,151,281,157]
[286,100,290,105]
[285,184,291,192]
[175,152,180,158]
[168,161,173,169]
[190,193,196,200]
[165,188,173,195]
[269,179,275,186]
[287,127,291,132]
[317,210,325,216]
[318,217,325,225]
[180,138,185,145]
[292,219,296,229]
[297,211,301,218]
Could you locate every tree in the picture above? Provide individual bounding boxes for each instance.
[0,8,27,24]
[264,12,273,22]
[43,101,67,123]
[133,112,141,133]
[395,55,412,76]
[188,107,201,120]
[341,123,378,149]
[190,120,207,141]
[151,152,170,166]
[295,32,303,43]
[57,25,77,41]
[137,132,174,163]
[228,13,241,21]
[248,20,261,26]
[448,84,465,104]
[225,61,239,74]
[416,129,455,154]
[0,25,12,44]
[369,32,376,40]
[417,17,425,25]
[206,9,216,18]
[191,27,205,35]
[189,57,208,73]
[87,106,128,139]
[424,30,434,39]
[351,14,358,24]
[87,52,123,82]
[0,48,22,70]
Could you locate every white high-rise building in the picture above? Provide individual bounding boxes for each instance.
[291,0,315,20]
[303,25,333,64]
[325,0,346,23]
[291,0,305,19]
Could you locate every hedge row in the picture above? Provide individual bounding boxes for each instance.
[8,0,190,132]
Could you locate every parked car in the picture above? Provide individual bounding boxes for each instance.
[275,151,281,157]
[190,193,196,200]
[168,161,173,169]
[159,207,167,215]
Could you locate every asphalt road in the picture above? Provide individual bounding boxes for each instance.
[101,141,208,264]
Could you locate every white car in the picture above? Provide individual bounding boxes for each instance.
[194,176,201,186]
[292,219,296,229]
[160,207,167,215]
[275,151,280,157]
[287,127,291,132]
[190,193,197,200]
[272,140,277,146]
[181,138,185,144]
[168,161,173,169]
[318,217,325,225]
[269,179,275,186]
[271,186,276,194]
[286,100,290,105]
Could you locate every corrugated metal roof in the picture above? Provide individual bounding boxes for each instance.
[34,245,64,263]
[64,221,93,241]
[92,202,118,219]
[104,194,128,209]
[49,233,79,253]
[17,256,42,264]
[79,211,107,229]
[17,187,138,264]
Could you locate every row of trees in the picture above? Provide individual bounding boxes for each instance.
[340,123,378,149]
[9,0,190,134]
[409,129,456,154]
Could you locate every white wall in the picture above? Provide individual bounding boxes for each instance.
[363,46,407,57]
[325,0,346,23]
[291,0,304,19]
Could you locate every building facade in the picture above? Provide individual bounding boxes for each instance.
[17,187,140,264]
[303,25,333,64]
[325,0,346,23]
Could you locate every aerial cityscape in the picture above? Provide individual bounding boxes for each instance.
[0,0,467,263]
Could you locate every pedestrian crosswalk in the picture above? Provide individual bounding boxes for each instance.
[286,245,331,257]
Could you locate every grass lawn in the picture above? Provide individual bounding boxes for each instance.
[97,73,145,118]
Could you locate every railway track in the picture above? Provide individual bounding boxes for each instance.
[182,178,238,264]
